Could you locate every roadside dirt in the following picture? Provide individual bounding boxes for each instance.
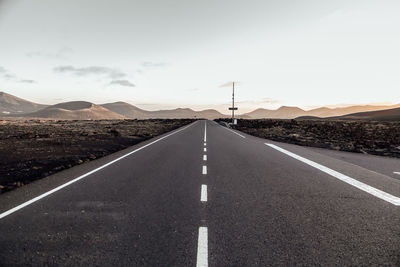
[216,119,400,158]
[0,119,195,193]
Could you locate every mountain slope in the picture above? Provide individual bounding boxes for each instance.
[101,102,149,118]
[333,107,400,121]
[306,104,400,117]
[22,101,125,120]
[0,92,48,114]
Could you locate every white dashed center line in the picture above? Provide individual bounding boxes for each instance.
[196,227,208,267]
[198,121,208,267]
[204,121,207,142]
[202,165,207,175]
[201,184,207,202]
[394,172,400,175]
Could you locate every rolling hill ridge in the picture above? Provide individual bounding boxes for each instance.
[1,91,399,120]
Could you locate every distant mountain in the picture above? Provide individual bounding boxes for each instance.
[102,101,227,119]
[20,101,125,120]
[332,107,400,121]
[244,106,307,119]
[244,104,400,119]
[147,108,227,119]
[101,102,148,118]
[0,91,48,114]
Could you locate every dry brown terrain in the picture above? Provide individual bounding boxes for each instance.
[0,119,195,193]
[217,119,400,158]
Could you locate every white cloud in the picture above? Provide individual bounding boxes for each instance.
[109,80,135,87]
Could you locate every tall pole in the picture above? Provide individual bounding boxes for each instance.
[232,82,235,124]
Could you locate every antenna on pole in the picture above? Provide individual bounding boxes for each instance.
[228,81,238,125]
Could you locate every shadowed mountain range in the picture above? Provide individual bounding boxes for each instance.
[243,104,400,119]
[1,92,399,120]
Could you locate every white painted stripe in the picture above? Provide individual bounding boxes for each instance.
[204,121,207,142]
[204,148,207,152]
[394,172,400,175]
[203,155,207,161]
[204,142,206,146]
[201,184,207,202]
[266,143,400,206]
[222,126,245,138]
[196,227,208,267]
[0,123,195,220]
[202,165,207,175]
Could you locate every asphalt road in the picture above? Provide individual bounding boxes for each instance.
[1,120,400,266]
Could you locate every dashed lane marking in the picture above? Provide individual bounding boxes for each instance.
[202,166,207,175]
[196,227,208,267]
[204,121,207,142]
[201,184,207,202]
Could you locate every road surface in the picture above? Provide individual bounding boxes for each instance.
[1,120,400,266]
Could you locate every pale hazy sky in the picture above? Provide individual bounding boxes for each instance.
[0,0,399,113]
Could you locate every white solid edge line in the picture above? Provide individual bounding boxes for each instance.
[204,120,207,142]
[266,143,400,206]
[394,172,400,175]
[203,155,207,161]
[0,123,195,219]
[202,166,207,175]
[196,227,208,267]
[201,184,207,202]
[222,126,245,138]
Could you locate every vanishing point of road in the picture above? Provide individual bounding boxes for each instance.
[1,120,400,266]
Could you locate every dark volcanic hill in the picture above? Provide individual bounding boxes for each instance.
[333,107,400,121]
[22,101,126,120]
[306,104,400,117]
[0,91,48,114]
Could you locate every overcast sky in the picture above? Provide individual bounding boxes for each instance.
[0,0,399,113]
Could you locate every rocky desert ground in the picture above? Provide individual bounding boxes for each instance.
[217,119,400,158]
[0,119,194,193]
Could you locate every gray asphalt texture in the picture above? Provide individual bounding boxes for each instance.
[1,120,400,266]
